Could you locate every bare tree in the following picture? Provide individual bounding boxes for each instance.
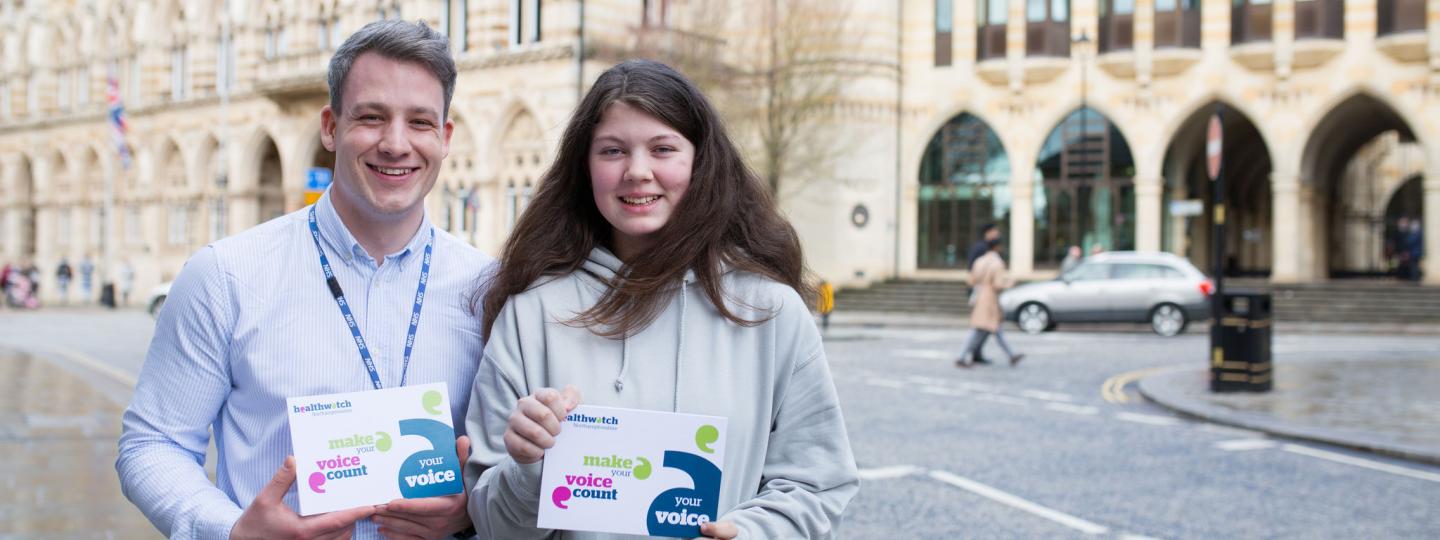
[619,0,861,198]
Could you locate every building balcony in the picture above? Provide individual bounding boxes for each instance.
[255,49,332,102]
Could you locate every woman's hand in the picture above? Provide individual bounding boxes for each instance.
[503,385,582,464]
[697,521,739,539]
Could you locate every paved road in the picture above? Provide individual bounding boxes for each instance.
[828,327,1440,538]
[2,309,1438,538]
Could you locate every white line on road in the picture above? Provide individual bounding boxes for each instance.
[1281,444,1440,483]
[975,394,1030,406]
[53,346,137,388]
[895,349,953,360]
[1197,424,1266,438]
[1022,390,1074,402]
[1045,402,1100,416]
[1114,412,1182,427]
[857,465,925,481]
[908,375,952,386]
[1214,439,1277,452]
[927,470,1110,535]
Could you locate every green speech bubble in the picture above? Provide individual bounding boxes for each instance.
[375,431,392,452]
[695,424,719,454]
[633,457,652,480]
[422,390,444,415]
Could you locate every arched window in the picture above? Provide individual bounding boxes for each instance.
[917,113,1011,269]
[1033,107,1135,266]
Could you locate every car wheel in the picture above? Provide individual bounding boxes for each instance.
[1151,303,1187,337]
[1017,302,1051,335]
[149,295,166,318]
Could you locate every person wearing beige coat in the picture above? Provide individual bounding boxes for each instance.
[957,239,1025,368]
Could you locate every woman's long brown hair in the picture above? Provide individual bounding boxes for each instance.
[477,59,812,340]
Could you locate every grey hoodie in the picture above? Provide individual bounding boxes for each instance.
[464,247,859,539]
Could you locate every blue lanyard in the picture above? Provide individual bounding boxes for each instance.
[308,206,433,390]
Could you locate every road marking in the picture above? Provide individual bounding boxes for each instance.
[927,470,1110,535]
[1045,403,1100,416]
[895,349,953,360]
[52,346,137,388]
[1214,439,1277,452]
[857,465,925,480]
[1119,535,1164,540]
[1022,390,1074,402]
[1281,444,1440,483]
[908,375,951,386]
[1115,412,1182,426]
[864,379,906,389]
[976,394,1030,406]
[1101,367,1170,404]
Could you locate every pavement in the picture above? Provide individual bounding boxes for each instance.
[828,310,1440,466]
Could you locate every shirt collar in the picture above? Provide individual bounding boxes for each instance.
[314,189,433,269]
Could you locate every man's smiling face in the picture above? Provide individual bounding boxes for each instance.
[321,52,452,224]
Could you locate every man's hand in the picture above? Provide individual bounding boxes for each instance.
[231,456,375,540]
[503,385,582,464]
[698,521,739,539]
[373,436,474,540]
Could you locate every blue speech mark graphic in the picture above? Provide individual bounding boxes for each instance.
[646,451,721,537]
[395,419,463,498]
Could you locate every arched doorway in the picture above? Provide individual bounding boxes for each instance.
[437,114,485,249]
[497,110,546,237]
[257,137,284,224]
[1300,93,1425,279]
[1162,103,1273,277]
[916,112,1011,269]
[1033,107,1135,266]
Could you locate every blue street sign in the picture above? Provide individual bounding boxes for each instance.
[306,167,333,191]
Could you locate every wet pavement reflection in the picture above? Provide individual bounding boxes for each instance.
[0,350,158,539]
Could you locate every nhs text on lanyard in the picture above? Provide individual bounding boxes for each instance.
[308,206,433,390]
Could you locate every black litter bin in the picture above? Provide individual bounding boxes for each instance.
[99,282,117,309]
[1211,289,1272,392]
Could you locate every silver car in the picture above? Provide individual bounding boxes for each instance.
[1000,252,1214,336]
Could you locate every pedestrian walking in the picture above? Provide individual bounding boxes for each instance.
[55,258,73,305]
[957,238,1024,368]
[967,223,1000,270]
[78,255,94,303]
[818,280,835,331]
[1402,217,1424,282]
[117,259,134,307]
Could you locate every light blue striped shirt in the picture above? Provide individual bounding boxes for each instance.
[118,191,494,539]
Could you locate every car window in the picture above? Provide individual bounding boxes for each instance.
[1113,264,1171,279]
[1066,263,1111,281]
[1161,266,1186,279]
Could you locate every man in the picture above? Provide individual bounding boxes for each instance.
[118,21,490,540]
[1059,245,1083,276]
[79,254,94,303]
[965,224,1001,365]
[55,258,72,305]
[966,223,1000,270]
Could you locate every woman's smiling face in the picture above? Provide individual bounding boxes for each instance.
[588,102,695,261]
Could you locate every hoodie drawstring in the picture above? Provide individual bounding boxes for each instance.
[615,335,629,392]
[612,279,689,411]
[674,280,687,412]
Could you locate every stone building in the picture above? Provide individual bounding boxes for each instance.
[1,0,1436,308]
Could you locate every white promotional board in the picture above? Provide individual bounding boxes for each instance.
[286,383,463,515]
[537,405,728,537]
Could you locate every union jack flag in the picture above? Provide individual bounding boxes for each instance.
[107,69,131,169]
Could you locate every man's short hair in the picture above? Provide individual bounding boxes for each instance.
[327,20,457,119]
[979,223,997,235]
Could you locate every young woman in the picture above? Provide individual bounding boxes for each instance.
[463,60,858,539]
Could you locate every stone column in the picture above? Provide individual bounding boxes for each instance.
[1010,165,1036,277]
[1426,171,1440,284]
[1270,171,1302,282]
[1135,175,1164,252]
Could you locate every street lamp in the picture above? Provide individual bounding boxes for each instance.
[1073,30,1091,137]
